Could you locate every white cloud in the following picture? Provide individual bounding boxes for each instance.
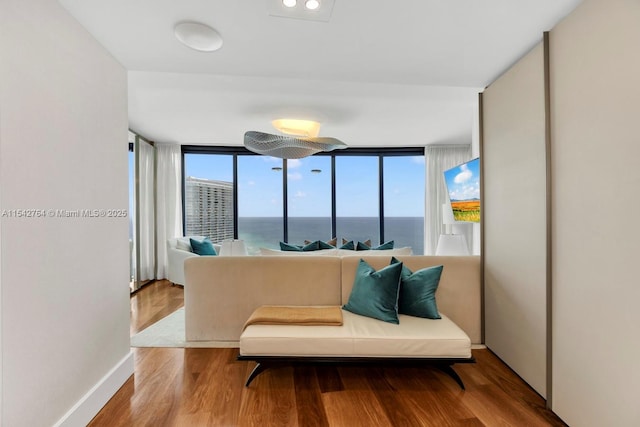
[263,156,282,164]
[288,172,302,181]
[454,164,472,184]
[411,156,425,164]
[287,159,302,169]
[295,191,307,198]
[247,180,255,186]
[450,180,480,200]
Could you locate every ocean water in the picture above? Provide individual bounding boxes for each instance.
[238,217,424,255]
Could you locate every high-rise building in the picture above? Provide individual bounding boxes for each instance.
[185,176,234,242]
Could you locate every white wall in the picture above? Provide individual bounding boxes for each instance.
[550,0,640,425]
[0,1,132,425]
[482,42,548,397]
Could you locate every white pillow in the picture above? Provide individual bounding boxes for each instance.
[175,237,193,252]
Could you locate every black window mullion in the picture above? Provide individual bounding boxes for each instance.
[283,159,288,242]
[180,146,186,236]
[233,154,239,239]
[331,156,337,239]
[379,155,384,244]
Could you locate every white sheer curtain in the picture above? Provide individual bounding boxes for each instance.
[155,143,183,279]
[424,145,472,255]
[137,139,156,280]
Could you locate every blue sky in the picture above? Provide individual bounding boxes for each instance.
[184,154,425,217]
[443,157,480,202]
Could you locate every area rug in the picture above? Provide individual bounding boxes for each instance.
[130,308,185,348]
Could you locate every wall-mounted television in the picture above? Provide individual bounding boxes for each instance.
[443,157,480,223]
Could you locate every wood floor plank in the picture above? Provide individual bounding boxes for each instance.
[321,389,394,427]
[237,364,298,426]
[293,365,330,427]
[379,366,477,427]
[89,280,568,427]
[315,365,344,393]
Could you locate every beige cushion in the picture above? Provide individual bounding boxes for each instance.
[240,310,471,358]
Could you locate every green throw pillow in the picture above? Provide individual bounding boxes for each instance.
[190,238,217,256]
[342,259,403,324]
[391,257,443,319]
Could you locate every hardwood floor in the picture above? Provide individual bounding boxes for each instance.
[91,280,567,426]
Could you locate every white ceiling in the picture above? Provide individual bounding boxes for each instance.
[58,0,582,147]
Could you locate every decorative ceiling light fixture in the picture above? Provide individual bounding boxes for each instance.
[305,0,320,10]
[245,117,345,159]
[272,118,321,138]
[174,22,223,52]
[244,131,346,159]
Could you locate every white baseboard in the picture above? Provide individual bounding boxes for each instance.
[53,351,134,427]
[186,340,239,348]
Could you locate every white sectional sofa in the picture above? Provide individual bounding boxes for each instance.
[166,236,221,286]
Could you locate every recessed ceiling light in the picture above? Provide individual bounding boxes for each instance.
[305,0,320,10]
[282,0,297,7]
[174,22,223,52]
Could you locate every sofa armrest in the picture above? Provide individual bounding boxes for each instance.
[167,247,199,286]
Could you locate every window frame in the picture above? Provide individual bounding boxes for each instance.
[181,145,424,246]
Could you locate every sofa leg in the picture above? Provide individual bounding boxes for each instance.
[245,363,268,387]
[437,364,466,390]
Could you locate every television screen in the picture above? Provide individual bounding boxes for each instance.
[443,157,480,222]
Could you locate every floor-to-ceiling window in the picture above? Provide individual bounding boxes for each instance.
[335,156,380,245]
[287,156,332,243]
[183,153,234,243]
[181,146,426,254]
[383,155,425,254]
[237,156,284,253]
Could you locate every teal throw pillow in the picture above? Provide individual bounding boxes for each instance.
[342,259,403,324]
[375,240,395,250]
[391,257,443,319]
[280,241,321,251]
[280,241,303,251]
[302,240,321,251]
[356,241,371,250]
[340,240,355,250]
[318,240,335,249]
[190,238,217,256]
[356,240,395,250]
